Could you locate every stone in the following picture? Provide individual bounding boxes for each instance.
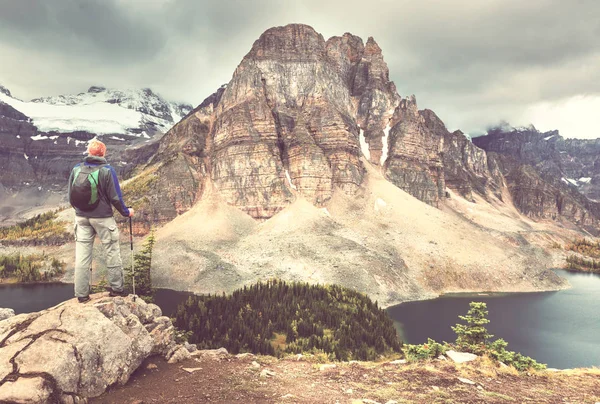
[260,369,276,378]
[446,350,478,364]
[319,364,337,371]
[147,363,158,370]
[182,367,203,373]
[236,353,254,359]
[0,293,179,401]
[250,361,261,370]
[0,308,15,321]
[191,347,229,358]
[457,377,476,385]
[184,341,198,353]
[281,393,294,399]
[0,377,52,403]
[432,386,440,391]
[388,359,406,365]
[168,346,192,364]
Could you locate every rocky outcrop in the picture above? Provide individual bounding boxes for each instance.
[473,127,600,230]
[383,99,504,205]
[442,128,504,201]
[385,96,445,206]
[0,294,181,403]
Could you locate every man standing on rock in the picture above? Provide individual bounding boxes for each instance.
[68,139,134,303]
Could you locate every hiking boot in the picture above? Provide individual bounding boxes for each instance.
[78,296,91,303]
[109,289,128,297]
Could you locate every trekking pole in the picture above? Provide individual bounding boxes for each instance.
[89,262,93,296]
[129,215,136,301]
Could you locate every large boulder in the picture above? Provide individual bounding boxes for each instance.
[0,293,180,403]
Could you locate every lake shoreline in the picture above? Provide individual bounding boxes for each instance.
[0,268,578,309]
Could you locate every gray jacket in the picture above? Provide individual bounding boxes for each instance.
[67,156,130,218]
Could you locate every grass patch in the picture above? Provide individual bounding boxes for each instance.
[481,391,515,401]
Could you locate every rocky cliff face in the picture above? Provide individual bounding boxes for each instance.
[132,24,505,221]
[133,25,401,220]
[473,127,600,230]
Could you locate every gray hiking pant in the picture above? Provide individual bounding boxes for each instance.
[74,216,124,297]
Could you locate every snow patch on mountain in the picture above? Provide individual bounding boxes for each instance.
[0,85,192,136]
[381,125,391,165]
[359,129,370,161]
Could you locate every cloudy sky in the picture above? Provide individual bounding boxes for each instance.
[1,0,598,138]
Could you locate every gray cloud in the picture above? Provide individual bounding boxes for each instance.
[0,0,599,137]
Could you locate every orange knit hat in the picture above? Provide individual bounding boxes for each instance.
[87,140,106,157]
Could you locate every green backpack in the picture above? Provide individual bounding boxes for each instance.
[69,164,106,211]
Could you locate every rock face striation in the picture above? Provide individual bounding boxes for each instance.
[0,294,183,403]
[473,127,600,230]
[130,24,503,220]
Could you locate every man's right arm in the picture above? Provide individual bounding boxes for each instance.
[67,165,77,201]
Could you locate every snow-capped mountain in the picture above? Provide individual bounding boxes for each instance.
[0,85,192,137]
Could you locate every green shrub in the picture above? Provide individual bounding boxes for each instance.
[404,338,448,361]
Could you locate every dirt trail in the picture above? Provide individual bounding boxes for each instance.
[91,353,600,403]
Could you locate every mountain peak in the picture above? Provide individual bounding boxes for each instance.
[0,85,11,97]
[248,23,326,61]
[87,86,106,94]
[365,36,382,56]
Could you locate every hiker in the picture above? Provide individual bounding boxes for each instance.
[68,139,134,303]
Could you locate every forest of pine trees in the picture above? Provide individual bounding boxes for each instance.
[0,253,65,282]
[565,239,600,273]
[174,280,402,361]
[0,210,71,246]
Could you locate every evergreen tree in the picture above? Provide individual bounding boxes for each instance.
[125,230,155,302]
[451,301,493,354]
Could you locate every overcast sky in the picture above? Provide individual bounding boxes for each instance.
[1,0,599,138]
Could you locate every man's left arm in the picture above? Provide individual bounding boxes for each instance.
[104,166,131,217]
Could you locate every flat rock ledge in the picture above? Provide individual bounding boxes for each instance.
[0,293,184,403]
